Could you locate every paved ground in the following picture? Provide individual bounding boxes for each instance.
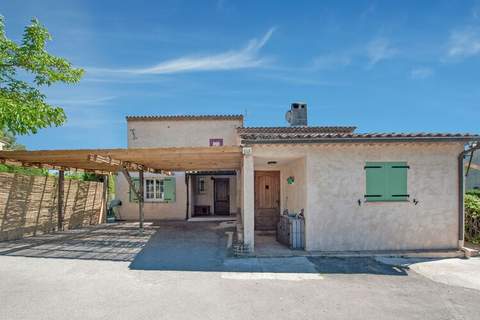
[1,222,480,320]
[377,256,480,291]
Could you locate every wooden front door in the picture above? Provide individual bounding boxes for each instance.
[214,178,230,215]
[254,171,280,230]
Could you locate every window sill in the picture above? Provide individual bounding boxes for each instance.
[365,199,409,203]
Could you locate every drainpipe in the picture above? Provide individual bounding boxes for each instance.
[458,143,480,249]
[185,174,189,221]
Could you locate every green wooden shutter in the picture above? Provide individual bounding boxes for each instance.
[386,162,408,201]
[365,163,386,201]
[163,177,176,203]
[129,177,140,203]
[365,162,409,202]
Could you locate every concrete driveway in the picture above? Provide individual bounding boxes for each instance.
[1,222,480,320]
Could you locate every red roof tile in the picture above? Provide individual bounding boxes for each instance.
[127,115,244,121]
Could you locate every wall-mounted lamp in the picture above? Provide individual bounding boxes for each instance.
[267,161,277,166]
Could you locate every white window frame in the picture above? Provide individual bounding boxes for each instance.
[144,178,165,202]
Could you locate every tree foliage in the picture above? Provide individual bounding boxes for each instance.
[0,128,25,150]
[0,16,83,135]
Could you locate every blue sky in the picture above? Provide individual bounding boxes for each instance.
[1,0,480,150]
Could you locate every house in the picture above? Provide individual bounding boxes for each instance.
[466,152,480,190]
[116,103,480,252]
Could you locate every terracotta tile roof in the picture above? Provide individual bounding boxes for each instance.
[239,131,480,144]
[126,114,243,121]
[237,126,357,134]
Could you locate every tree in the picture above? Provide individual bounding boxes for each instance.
[0,16,84,135]
[0,128,25,150]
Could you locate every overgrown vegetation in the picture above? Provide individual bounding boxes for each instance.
[465,191,480,244]
[0,163,48,176]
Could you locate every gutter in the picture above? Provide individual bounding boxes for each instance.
[458,143,480,248]
[242,136,480,145]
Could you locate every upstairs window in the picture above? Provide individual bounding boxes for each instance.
[209,138,223,146]
[365,162,409,202]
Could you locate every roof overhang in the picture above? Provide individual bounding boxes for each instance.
[242,136,480,145]
[0,146,242,173]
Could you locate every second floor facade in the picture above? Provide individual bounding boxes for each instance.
[126,115,244,148]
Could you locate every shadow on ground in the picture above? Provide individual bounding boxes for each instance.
[0,224,154,261]
[129,221,408,275]
[0,221,408,276]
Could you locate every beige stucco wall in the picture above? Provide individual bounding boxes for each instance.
[280,158,306,215]
[127,119,243,148]
[116,172,187,221]
[118,118,242,220]
[252,143,464,252]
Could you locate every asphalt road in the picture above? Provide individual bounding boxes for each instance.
[0,222,479,320]
[1,255,479,320]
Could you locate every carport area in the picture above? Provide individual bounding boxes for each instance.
[0,223,156,261]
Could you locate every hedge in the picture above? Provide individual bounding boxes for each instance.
[465,193,480,244]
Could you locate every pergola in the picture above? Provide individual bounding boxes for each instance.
[0,146,242,230]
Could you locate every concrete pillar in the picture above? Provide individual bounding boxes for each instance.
[235,170,241,217]
[242,153,255,251]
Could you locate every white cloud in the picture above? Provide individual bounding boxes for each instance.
[366,38,397,67]
[49,96,117,107]
[473,3,480,19]
[410,67,434,80]
[89,28,275,75]
[447,28,480,58]
[312,53,352,70]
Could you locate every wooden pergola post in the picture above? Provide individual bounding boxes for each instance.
[138,169,144,231]
[100,174,109,224]
[57,170,64,231]
[120,166,144,231]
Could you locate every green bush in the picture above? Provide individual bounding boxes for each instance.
[0,164,48,176]
[467,189,480,198]
[465,194,480,243]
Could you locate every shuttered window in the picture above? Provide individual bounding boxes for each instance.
[129,177,140,203]
[163,177,176,203]
[129,177,176,203]
[145,179,165,201]
[365,162,409,202]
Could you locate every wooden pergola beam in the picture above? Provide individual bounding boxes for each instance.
[0,146,242,172]
[87,154,160,174]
